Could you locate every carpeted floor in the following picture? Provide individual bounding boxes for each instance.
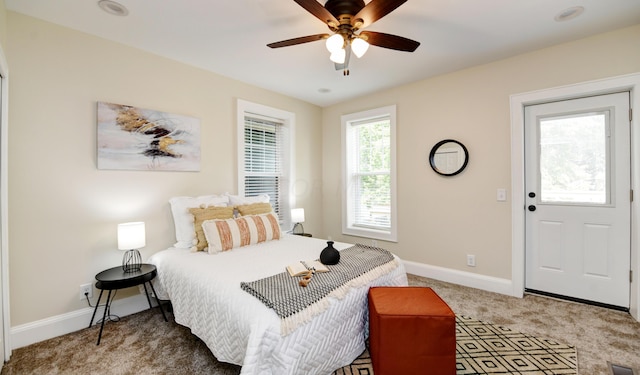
[408,275,640,375]
[1,274,639,374]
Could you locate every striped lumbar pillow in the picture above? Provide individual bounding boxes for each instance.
[202,212,281,254]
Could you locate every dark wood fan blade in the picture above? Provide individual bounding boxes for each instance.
[294,0,339,26]
[267,34,329,48]
[359,31,420,52]
[352,0,407,29]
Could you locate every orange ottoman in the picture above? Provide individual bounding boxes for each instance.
[368,286,456,375]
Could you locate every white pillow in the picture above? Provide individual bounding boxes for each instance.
[202,212,281,254]
[169,195,230,248]
[225,193,270,206]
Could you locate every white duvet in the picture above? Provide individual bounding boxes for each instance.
[147,234,408,375]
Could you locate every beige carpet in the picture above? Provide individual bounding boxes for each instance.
[408,275,640,375]
[1,274,638,374]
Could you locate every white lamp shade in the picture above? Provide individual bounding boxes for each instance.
[118,222,146,250]
[330,48,346,64]
[291,208,305,223]
[325,34,344,53]
[351,37,370,58]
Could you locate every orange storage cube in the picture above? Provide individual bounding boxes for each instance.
[368,286,456,375]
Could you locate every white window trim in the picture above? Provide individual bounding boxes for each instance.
[237,99,295,227]
[0,44,11,360]
[341,105,397,242]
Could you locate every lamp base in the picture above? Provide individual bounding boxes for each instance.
[292,223,305,235]
[122,249,142,273]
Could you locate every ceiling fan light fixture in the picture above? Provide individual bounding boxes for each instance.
[351,37,369,58]
[266,0,420,74]
[325,34,344,53]
[330,48,346,64]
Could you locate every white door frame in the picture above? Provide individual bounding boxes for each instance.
[0,45,9,359]
[510,72,640,322]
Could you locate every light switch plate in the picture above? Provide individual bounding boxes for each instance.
[497,188,507,202]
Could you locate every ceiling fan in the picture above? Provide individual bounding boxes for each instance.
[267,0,420,75]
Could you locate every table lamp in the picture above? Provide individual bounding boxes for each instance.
[291,208,305,235]
[118,222,145,272]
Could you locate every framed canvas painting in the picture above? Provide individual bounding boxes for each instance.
[97,102,201,171]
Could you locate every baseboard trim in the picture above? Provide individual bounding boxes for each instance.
[9,262,515,352]
[10,294,150,350]
[403,260,516,297]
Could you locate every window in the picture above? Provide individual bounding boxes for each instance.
[538,111,610,204]
[237,100,294,224]
[342,105,397,242]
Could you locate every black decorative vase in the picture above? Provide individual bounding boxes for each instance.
[320,241,340,265]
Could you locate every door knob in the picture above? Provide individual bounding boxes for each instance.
[528,205,536,212]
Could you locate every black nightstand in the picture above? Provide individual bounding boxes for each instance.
[293,233,312,237]
[89,264,168,345]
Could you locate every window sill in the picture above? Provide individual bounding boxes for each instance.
[342,226,397,243]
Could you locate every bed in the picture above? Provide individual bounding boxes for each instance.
[148,234,407,374]
[148,194,408,374]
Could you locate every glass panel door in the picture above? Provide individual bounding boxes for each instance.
[525,92,631,309]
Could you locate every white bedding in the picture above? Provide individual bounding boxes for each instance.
[148,234,408,375]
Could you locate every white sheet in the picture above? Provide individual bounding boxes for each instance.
[148,234,408,375]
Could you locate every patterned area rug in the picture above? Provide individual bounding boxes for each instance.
[334,315,577,375]
[456,315,577,374]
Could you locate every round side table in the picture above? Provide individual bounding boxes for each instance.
[89,264,168,345]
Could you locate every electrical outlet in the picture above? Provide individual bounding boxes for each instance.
[466,255,476,267]
[79,283,93,300]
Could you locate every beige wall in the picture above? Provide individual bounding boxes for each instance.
[5,6,640,330]
[6,12,323,326]
[322,25,640,280]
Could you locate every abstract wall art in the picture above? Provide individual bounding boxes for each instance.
[97,102,201,171]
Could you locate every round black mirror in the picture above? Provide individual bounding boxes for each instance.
[429,139,469,176]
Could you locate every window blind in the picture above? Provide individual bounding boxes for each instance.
[244,115,283,219]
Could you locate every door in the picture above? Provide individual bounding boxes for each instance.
[525,92,631,309]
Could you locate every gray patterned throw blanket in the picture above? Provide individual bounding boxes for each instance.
[241,244,398,335]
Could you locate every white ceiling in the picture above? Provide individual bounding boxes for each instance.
[5,0,640,107]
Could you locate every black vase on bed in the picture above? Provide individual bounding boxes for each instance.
[320,241,340,265]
